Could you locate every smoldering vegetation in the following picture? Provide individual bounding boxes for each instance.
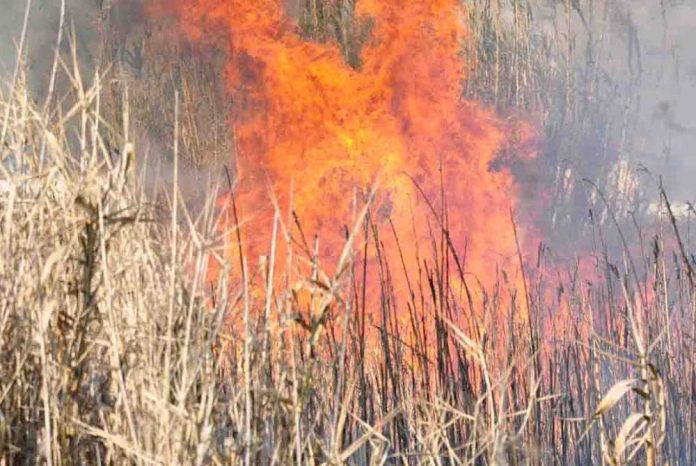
[0,0,695,465]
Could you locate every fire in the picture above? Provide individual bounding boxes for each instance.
[150,0,535,324]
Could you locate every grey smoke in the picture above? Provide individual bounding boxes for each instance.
[0,0,226,206]
[0,0,102,96]
[632,1,696,202]
[537,0,696,203]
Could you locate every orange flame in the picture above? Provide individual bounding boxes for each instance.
[151,0,535,320]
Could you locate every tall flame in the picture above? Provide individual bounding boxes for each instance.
[151,0,533,307]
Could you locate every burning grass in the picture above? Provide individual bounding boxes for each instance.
[0,1,694,465]
[0,55,694,466]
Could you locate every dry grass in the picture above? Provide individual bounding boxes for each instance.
[1,59,694,465]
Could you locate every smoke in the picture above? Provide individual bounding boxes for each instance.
[535,0,696,203]
[630,1,696,202]
[0,0,102,96]
[0,0,226,209]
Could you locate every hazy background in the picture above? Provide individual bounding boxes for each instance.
[601,0,696,202]
[0,0,102,94]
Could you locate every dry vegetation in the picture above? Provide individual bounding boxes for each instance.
[0,0,694,465]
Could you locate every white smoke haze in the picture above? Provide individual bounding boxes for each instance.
[633,1,696,201]
[0,0,102,93]
[541,0,696,202]
[0,0,228,208]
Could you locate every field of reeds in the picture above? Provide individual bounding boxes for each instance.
[0,0,694,465]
